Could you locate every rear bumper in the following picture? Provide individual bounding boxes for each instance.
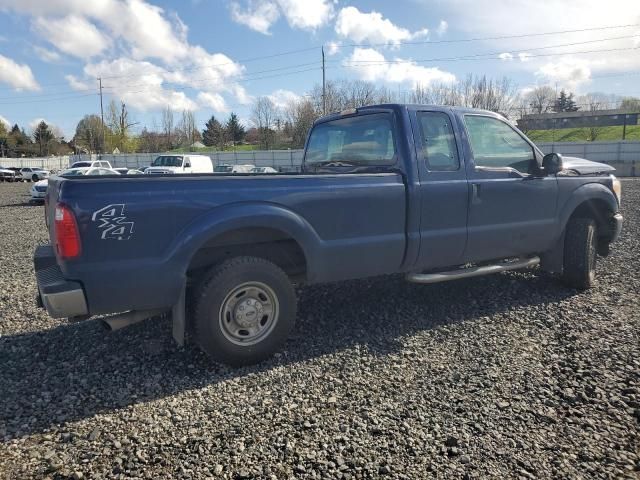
[610,213,623,243]
[34,245,88,318]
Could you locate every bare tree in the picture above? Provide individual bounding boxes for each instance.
[579,94,606,141]
[161,106,174,150]
[177,110,197,148]
[107,100,137,152]
[284,97,319,148]
[525,86,556,114]
[251,96,278,149]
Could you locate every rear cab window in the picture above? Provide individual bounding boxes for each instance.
[304,112,396,172]
[417,111,460,171]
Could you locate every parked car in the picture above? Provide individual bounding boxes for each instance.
[0,166,20,182]
[30,167,120,202]
[113,168,130,175]
[213,164,256,173]
[251,166,278,174]
[18,167,50,182]
[70,160,113,169]
[145,155,213,174]
[34,104,623,366]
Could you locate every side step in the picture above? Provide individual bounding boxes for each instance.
[406,257,540,284]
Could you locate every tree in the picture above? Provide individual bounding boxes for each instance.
[284,98,318,148]
[107,100,137,152]
[251,96,278,149]
[177,110,198,148]
[161,106,174,150]
[620,97,640,111]
[33,121,53,156]
[525,86,556,114]
[202,115,225,148]
[0,122,7,157]
[74,115,104,153]
[225,113,245,145]
[553,90,579,112]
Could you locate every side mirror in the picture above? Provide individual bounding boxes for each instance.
[184,162,191,168]
[542,152,563,175]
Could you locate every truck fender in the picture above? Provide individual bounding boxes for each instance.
[169,201,324,280]
[541,182,617,274]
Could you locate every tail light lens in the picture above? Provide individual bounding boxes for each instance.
[54,203,81,259]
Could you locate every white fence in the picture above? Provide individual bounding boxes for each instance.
[1,141,638,176]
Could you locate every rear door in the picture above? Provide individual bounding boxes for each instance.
[412,109,469,269]
[461,114,558,262]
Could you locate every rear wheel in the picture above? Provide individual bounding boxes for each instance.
[562,217,597,290]
[194,256,296,366]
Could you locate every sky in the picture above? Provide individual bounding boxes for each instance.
[0,0,639,139]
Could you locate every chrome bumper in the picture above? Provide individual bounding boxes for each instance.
[34,245,88,318]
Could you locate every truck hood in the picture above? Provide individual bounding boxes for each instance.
[561,156,615,175]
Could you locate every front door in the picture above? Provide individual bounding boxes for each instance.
[413,110,469,269]
[461,114,558,262]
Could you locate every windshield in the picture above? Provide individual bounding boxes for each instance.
[152,156,183,167]
[72,162,91,168]
[214,165,232,173]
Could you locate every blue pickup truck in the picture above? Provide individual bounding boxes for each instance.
[35,104,623,365]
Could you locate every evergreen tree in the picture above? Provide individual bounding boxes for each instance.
[565,92,579,112]
[553,89,580,112]
[225,112,246,145]
[202,115,223,147]
[33,121,53,155]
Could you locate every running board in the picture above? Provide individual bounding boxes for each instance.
[406,257,540,284]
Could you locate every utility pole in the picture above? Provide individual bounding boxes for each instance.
[98,77,105,154]
[322,46,326,115]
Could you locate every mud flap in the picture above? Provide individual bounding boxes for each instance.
[172,284,186,347]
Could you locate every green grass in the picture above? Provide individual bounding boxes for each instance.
[526,125,640,142]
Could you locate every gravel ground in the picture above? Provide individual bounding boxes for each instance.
[0,180,638,480]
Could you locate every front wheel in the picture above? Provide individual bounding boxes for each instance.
[32,174,39,182]
[562,217,597,290]
[194,256,297,366]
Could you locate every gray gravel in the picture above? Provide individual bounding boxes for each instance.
[1,180,639,479]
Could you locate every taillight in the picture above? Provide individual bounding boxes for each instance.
[54,203,81,259]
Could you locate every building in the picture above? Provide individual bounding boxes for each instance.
[517,108,639,132]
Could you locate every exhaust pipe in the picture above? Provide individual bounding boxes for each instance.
[406,257,540,284]
[101,309,168,331]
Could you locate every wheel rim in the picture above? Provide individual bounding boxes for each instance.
[218,281,279,346]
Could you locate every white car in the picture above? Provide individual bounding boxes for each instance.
[70,160,113,169]
[30,167,120,202]
[213,164,256,174]
[19,167,50,182]
[251,166,278,174]
[145,155,213,174]
[0,166,19,182]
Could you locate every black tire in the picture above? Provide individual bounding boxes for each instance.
[562,217,597,290]
[194,256,297,366]
[32,174,38,182]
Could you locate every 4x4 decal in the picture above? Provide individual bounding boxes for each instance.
[91,204,134,240]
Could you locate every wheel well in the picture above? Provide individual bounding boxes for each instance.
[569,199,615,241]
[187,227,307,282]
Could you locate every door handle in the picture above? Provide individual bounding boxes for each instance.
[471,183,481,204]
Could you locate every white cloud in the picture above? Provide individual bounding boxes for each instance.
[34,15,110,59]
[335,6,428,46]
[267,89,300,109]
[536,57,592,91]
[326,41,341,56]
[344,47,456,87]
[436,20,448,36]
[84,58,198,111]
[65,74,92,91]
[197,92,229,112]
[518,52,532,63]
[34,46,61,63]
[0,54,40,91]
[0,115,10,128]
[499,52,514,61]
[276,0,334,31]
[230,0,280,35]
[229,0,334,34]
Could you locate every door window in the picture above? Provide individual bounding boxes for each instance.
[417,112,459,171]
[464,115,535,174]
